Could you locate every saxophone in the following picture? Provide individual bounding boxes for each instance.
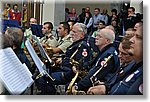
[66,58,88,95]
[66,59,79,95]
[66,42,87,95]
[66,71,79,94]
[67,54,114,95]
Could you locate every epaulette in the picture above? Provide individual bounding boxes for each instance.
[49,35,54,40]
[66,36,72,40]
[46,34,54,40]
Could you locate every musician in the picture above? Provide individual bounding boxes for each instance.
[40,22,58,47]
[50,22,72,54]
[37,23,98,94]
[1,28,32,94]
[87,35,134,95]
[4,28,32,73]
[72,28,120,93]
[110,26,143,95]
[24,18,37,38]
[87,26,143,95]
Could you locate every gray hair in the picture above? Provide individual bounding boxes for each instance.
[74,23,87,34]
[98,28,115,43]
[105,25,115,34]
[5,27,23,47]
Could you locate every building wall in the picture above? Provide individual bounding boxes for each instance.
[42,0,55,25]
[130,0,143,13]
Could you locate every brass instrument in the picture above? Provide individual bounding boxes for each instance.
[90,54,113,86]
[72,54,113,95]
[66,71,79,94]
[66,59,79,94]
[45,47,53,58]
[30,35,53,60]
[66,59,88,95]
[66,42,88,95]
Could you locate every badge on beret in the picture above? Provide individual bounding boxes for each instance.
[125,73,134,82]
[82,49,88,57]
[139,84,143,94]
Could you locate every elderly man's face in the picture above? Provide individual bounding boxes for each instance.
[71,25,83,42]
[128,29,143,61]
[95,31,108,49]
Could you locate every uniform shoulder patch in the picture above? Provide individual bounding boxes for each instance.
[139,84,143,94]
[49,35,54,40]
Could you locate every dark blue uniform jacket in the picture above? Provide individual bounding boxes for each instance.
[76,43,120,92]
[51,35,98,84]
[108,61,143,95]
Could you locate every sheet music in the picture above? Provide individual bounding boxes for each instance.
[25,39,45,73]
[22,63,34,87]
[0,48,34,95]
[32,35,53,64]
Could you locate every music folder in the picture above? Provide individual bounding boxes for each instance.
[0,48,34,95]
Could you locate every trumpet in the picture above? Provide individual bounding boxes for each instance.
[43,45,53,58]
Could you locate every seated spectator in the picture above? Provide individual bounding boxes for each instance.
[68,8,79,22]
[92,20,105,38]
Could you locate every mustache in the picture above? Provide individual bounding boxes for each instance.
[128,50,134,56]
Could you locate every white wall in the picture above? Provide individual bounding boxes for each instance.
[42,0,55,24]
[42,0,65,26]
[130,0,143,13]
[54,2,65,26]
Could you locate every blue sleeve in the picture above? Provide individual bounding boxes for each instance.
[77,57,115,92]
